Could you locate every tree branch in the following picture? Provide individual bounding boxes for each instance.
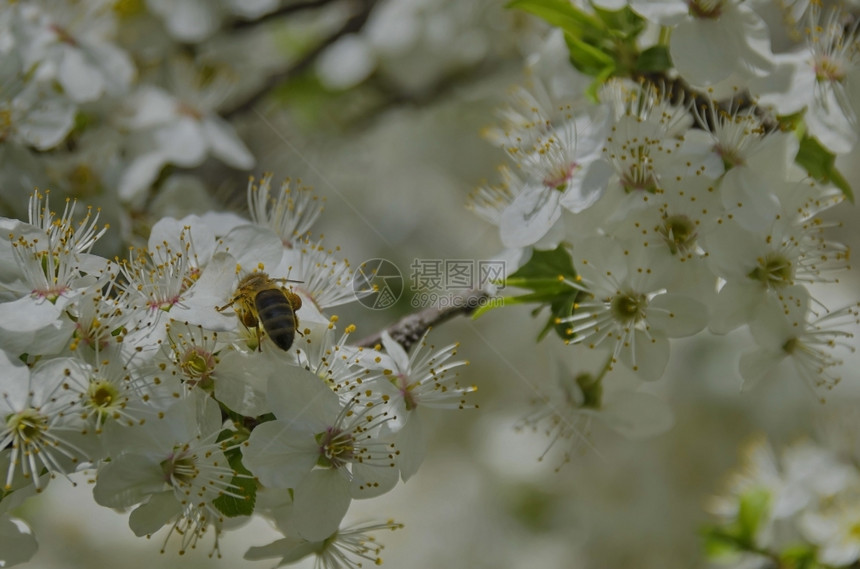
[223,0,378,118]
[228,0,340,31]
[356,289,490,351]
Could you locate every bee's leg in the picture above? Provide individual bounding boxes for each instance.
[256,326,263,352]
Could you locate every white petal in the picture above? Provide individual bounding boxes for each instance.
[118,152,169,202]
[559,159,612,213]
[738,349,784,391]
[394,413,425,482]
[316,35,376,90]
[93,454,166,508]
[750,55,812,115]
[720,168,780,232]
[820,542,860,568]
[85,41,135,96]
[500,187,561,248]
[147,0,220,42]
[128,491,182,537]
[218,224,284,272]
[675,130,725,178]
[0,296,65,332]
[702,221,760,280]
[381,330,410,372]
[350,458,400,498]
[148,215,216,266]
[619,329,670,381]
[202,117,255,169]
[16,87,76,150]
[293,469,351,542]
[124,86,177,128]
[747,289,806,349]
[806,87,859,154]
[595,390,674,439]
[671,20,735,86]
[799,511,839,544]
[271,366,341,424]
[0,516,38,566]
[647,293,708,338]
[244,537,316,563]
[214,349,271,416]
[0,351,31,413]
[709,281,763,334]
[58,48,104,102]
[573,236,628,288]
[242,420,319,489]
[154,119,208,167]
[628,0,689,25]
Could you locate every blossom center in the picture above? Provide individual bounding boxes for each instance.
[395,374,419,411]
[748,253,792,288]
[176,101,203,121]
[714,143,746,169]
[49,24,77,45]
[542,162,578,191]
[619,146,659,193]
[86,380,120,419]
[161,447,197,486]
[7,408,48,441]
[659,214,698,256]
[814,56,845,82]
[315,428,355,469]
[179,347,216,388]
[688,0,723,19]
[72,320,110,352]
[610,292,647,323]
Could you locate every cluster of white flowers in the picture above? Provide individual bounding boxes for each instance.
[706,432,860,568]
[0,0,261,217]
[0,179,475,566]
[472,0,860,459]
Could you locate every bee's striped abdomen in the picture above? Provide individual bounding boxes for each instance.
[255,288,298,351]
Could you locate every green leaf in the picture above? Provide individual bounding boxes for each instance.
[591,4,645,39]
[507,0,603,37]
[565,33,615,76]
[476,246,582,342]
[508,245,577,282]
[779,545,819,569]
[212,430,257,518]
[737,487,771,543]
[701,527,744,559]
[795,134,854,203]
[634,45,672,73]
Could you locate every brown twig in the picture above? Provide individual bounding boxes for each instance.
[223,0,378,118]
[228,0,339,31]
[356,289,490,351]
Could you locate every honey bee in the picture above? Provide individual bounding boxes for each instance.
[216,272,303,351]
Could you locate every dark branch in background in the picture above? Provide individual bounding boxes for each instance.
[356,289,490,351]
[228,0,339,31]
[345,60,509,129]
[223,0,378,118]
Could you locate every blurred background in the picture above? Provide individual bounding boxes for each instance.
[5,0,860,568]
